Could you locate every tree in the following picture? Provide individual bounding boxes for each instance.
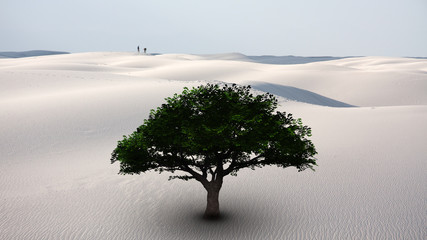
[111,84,317,219]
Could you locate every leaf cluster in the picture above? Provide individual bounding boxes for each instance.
[111,84,317,180]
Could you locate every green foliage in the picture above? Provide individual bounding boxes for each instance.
[111,84,317,179]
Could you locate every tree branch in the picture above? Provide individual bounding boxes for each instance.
[208,167,215,181]
[179,165,209,187]
[223,154,265,176]
[214,155,224,181]
[201,167,207,179]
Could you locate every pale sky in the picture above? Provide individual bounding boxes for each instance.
[1,0,427,56]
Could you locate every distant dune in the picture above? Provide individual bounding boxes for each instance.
[247,55,356,64]
[0,50,69,58]
[193,53,356,65]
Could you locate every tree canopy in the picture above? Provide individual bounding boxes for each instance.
[111,83,317,218]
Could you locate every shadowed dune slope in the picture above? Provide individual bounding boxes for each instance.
[251,82,356,107]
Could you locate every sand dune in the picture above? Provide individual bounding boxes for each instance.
[1,52,426,239]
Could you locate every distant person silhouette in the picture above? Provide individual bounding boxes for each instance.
[144,48,147,54]
[137,46,140,53]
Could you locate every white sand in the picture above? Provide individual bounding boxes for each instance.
[1,52,426,239]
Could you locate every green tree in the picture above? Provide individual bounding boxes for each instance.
[111,84,317,219]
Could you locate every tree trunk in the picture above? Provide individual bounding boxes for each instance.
[203,183,222,219]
